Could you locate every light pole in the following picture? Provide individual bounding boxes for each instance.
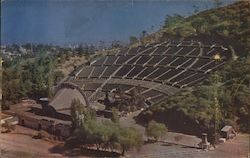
[213,72,220,147]
[212,54,222,147]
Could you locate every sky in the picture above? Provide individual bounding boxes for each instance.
[1,0,235,45]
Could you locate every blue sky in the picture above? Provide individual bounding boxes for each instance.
[1,0,235,45]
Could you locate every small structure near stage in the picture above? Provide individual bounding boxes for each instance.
[221,125,236,140]
[198,133,210,150]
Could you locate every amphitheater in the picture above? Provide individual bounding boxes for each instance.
[65,40,231,106]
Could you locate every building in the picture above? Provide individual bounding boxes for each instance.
[221,125,236,140]
[8,83,89,140]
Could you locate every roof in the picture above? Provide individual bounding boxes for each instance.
[20,111,71,125]
[221,125,233,132]
[49,87,88,115]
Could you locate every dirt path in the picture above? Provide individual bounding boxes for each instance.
[1,121,248,158]
[126,134,249,158]
[206,134,249,158]
[119,111,249,158]
[0,126,64,158]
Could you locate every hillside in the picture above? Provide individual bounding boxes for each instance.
[136,1,250,138]
[141,1,250,57]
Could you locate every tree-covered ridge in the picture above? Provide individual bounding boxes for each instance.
[137,57,250,135]
[137,1,250,135]
[141,1,250,57]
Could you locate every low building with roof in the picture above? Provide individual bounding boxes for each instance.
[221,125,236,140]
[8,84,89,139]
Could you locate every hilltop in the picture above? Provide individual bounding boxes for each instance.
[140,1,250,57]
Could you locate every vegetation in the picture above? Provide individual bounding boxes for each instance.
[104,85,146,113]
[1,1,249,151]
[138,57,250,139]
[146,120,167,142]
[2,54,55,109]
[129,36,139,45]
[70,98,96,129]
[140,1,250,57]
[111,107,120,123]
[1,43,100,109]
[67,99,143,155]
[134,2,250,143]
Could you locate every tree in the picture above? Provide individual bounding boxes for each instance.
[213,0,222,8]
[129,36,138,45]
[111,108,119,123]
[111,40,122,48]
[118,127,143,155]
[30,55,55,98]
[164,14,185,28]
[2,66,25,106]
[146,120,167,142]
[66,118,142,155]
[191,17,206,34]
[70,98,85,129]
[141,30,147,38]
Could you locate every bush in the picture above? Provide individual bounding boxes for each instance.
[146,120,167,142]
[66,114,143,155]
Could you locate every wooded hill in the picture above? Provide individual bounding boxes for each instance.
[141,1,250,57]
[137,1,250,137]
